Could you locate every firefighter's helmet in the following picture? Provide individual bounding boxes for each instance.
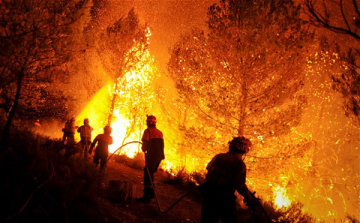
[146,115,157,125]
[228,136,252,154]
[104,125,112,134]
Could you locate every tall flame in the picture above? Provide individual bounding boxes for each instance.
[76,27,157,158]
[273,185,291,209]
[72,28,360,222]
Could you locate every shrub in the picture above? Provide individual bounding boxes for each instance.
[0,127,103,223]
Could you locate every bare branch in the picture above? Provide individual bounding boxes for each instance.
[353,0,360,16]
[339,0,352,31]
[306,0,360,41]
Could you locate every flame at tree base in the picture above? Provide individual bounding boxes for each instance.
[273,185,291,209]
[75,83,143,157]
[69,28,359,222]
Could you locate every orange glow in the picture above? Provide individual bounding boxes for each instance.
[76,27,156,157]
[75,83,143,156]
[273,185,291,209]
[71,26,359,222]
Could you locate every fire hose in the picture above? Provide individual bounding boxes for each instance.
[106,142,271,219]
[106,141,143,162]
[145,165,199,213]
[106,141,198,213]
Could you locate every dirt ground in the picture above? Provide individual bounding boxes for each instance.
[97,158,203,223]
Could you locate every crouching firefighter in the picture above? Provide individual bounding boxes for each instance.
[88,126,113,170]
[136,115,165,203]
[199,136,256,223]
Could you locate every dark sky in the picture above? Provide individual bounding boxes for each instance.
[109,0,217,71]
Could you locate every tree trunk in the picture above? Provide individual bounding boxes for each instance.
[237,81,248,136]
[107,81,119,126]
[1,76,23,147]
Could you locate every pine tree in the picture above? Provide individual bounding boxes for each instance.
[0,0,92,145]
[95,9,148,126]
[305,0,360,125]
[168,0,312,144]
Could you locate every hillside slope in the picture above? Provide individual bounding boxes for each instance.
[96,158,202,223]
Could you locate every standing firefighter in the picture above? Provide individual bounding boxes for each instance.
[136,115,165,203]
[77,118,93,157]
[62,119,70,144]
[62,117,77,145]
[89,126,113,170]
[63,117,78,157]
[200,136,256,223]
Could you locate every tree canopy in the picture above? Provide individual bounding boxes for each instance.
[0,0,92,144]
[168,0,312,142]
[94,8,149,125]
[305,0,360,125]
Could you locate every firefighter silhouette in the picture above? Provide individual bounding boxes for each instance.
[200,136,256,223]
[89,125,113,170]
[136,115,165,203]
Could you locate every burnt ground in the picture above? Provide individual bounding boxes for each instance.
[97,158,203,223]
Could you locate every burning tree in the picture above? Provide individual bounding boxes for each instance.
[155,85,213,172]
[166,0,344,217]
[295,1,360,219]
[95,9,149,126]
[168,0,312,155]
[75,9,161,155]
[109,27,160,150]
[165,1,360,220]
[0,0,92,145]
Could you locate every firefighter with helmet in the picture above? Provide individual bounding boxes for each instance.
[63,117,78,145]
[62,117,77,144]
[89,125,113,170]
[200,136,256,223]
[77,118,93,157]
[63,117,78,157]
[62,119,70,143]
[136,115,165,203]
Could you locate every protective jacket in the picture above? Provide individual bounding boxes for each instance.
[141,126,164,200]
[141,127,165,163]
[77,124,93,139]
[90,133,113,169]
[200,151,253,223]
[205,151,252,200]
[90,134,113,154]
